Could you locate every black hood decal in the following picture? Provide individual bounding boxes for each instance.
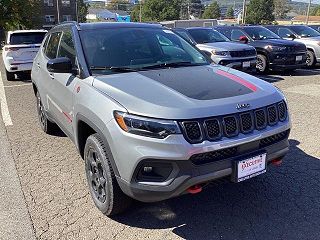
[138,66,254,100]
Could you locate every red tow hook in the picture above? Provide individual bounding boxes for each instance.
[187,185,203,194]
[272,159,283,166]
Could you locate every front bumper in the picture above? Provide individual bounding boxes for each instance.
[216,57,256,72]
[269,52,307,69]
[106,118,291,202]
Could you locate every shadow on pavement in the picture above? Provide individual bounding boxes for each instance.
[113,139,320,240]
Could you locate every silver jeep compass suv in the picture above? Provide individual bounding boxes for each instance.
[32,22,291,216]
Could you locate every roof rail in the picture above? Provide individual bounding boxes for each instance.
[55,21,81,30]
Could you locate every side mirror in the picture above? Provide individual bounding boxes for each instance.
[47,57,73,73]
[239,35,249,44]
[0,41,5,48]
[286,34,296,40]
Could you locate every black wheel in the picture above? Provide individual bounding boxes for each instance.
[84,134,132,216]
[306,50,316,68]
[36,91,56,134]
[5,70,15,81]
[256,54,268,73]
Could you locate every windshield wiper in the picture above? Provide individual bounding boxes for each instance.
[140,61,203,70]
[90,66,138,73]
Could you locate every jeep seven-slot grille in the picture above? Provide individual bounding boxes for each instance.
[190,130,290,165]
[229,49,256,58]
[180,101,288,144]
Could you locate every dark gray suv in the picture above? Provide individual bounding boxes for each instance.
[32,22,291,216]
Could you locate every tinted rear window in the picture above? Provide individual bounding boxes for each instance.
[9,32,46,45]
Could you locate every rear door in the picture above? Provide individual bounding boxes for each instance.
[36,31,62,121]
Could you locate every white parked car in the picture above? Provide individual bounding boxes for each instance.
[2,30,47,81]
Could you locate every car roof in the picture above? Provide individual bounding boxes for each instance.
[53,22,162,31]
[8,30,48,34]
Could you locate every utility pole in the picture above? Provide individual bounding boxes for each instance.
[242,0,246,24]
[75,0,79,22]
[139,1,142,22]
[187,2,190,20]
[56,0,60,24]
[306,0,312,24]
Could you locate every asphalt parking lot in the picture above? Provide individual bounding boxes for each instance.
[0,60,320,240]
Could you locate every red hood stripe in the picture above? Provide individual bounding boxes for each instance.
[216,69,257,92]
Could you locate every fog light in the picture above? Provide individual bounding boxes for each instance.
[136,162,173,183]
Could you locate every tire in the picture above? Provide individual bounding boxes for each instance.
[5,70,15,81]
[84,133,132,216]
[256,54,268,73]
[306,50,316,68]
[36,91,57,134]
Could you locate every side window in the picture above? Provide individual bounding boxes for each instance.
[42,35,50,53]
[231,29,246,41]
[175,30,194,44]
[45,32,62,59]
[57,30,76,67]
[278,28,292,38]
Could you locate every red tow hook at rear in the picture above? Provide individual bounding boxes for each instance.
[271,159,283,166]
[187,185,203,194]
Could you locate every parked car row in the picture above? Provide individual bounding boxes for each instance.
[174,25,317,73]
[2,24,320,82]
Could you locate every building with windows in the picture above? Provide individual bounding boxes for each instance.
[42,0,77,29]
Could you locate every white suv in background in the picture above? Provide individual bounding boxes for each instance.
[2,30,47,81]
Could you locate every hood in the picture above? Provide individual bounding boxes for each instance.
[296,36,320,42]
[255,38,303,47]
[92,65,283,119]
[196,42,254,51]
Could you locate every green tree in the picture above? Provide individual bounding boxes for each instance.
[311,6,320,16]
[130,4,141,22]
[138,0,181,22]
[0,0,41,30]
[226,6,234,19]
[274,0,291,19]
[202,1,221,19]
[245,0,275,24]
[77,0,88,23]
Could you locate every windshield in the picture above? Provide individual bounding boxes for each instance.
[290,26,320,38]
[80,27,209,75]
[9,32,46,45]
[243,27,280,40]
[187,28,230,44]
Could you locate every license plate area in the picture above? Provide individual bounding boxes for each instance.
[296,55,303,61]
[232,153,267,183]
[242,61,251,68]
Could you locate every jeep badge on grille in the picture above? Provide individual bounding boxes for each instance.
[236,103,251,110]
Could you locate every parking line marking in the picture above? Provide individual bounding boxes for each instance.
[4,83,32,88]
[0,72,13,126]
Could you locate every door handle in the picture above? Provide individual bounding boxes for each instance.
[49,73,55,80]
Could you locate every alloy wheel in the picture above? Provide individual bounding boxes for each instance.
[87,148,107,203]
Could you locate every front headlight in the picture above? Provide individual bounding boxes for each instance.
[114,111,181,139]
[211,50,230,56]
[265,45,287,51]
